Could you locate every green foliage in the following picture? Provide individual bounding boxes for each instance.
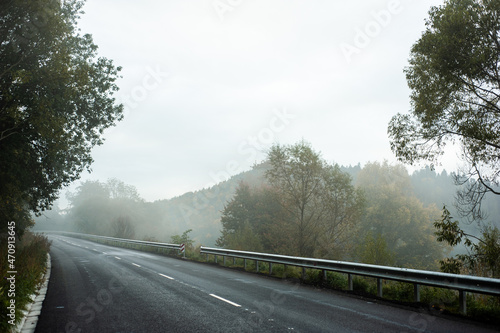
[216,181,281,252]
[435,207,500,277]
[0,0,123,236]
[355,161,446,269]
[0,233,51,331]
[171,229,194,251]
[216,142,365,259]
[352,277,372,294]
[324,272,348,290]
[265,141,365,258]
[355,232,395,266]
[388,0,500,222]
[382,281,414,303]
[466,294,500,325]
[434,207,469,247]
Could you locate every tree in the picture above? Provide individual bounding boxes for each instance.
[434,207,500,277]
[67,180,112,234]
[314,164,365,259]
[388,0,500,221]
[107,178,142,201]
[216,182,255,249]
[355,161,446,269]
[265,141,325,257]
[111,215,135,239]
[216,182,281,252]
[171,229,194,252]
[355,232,395,266]
[0,0,123,236]
[67,179,142,235]
[265,141,364,258]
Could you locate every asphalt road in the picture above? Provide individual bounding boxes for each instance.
[35,235,498,333]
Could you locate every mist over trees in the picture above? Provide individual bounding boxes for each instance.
[34,147,499,271]
[66,179,142,237]
[217,142,364,259]
[354,162,445,269]
[265,142,364,258]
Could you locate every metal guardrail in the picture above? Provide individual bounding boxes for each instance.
[200,247,500,314]
[56,232,184,255]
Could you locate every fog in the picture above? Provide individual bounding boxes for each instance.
[35,163,500,268]
[63,0,453,203]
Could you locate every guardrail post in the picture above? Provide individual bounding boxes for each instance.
[459,290,467,314]
[414,284,420,302]
[322,270,327,282]
[233,257,236,265]
[223,256,226,266]
[377,278,383,298]
[194,246,500,307]
[269,262,273,275]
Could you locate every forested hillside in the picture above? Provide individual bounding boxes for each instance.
[35,159,499,269]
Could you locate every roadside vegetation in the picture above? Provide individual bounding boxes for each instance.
[196,252,500,326]
[0,233,51,332]
[81,230,499,325]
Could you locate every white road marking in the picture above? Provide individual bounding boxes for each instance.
[132,263,141,268]
[115,256,121,260]
[209,294,241,307]
[159,273,174,280]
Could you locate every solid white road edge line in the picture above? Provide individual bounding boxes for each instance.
[209,294,242,307]
[159,273,174,280]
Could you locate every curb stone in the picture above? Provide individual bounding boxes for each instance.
[12,253,51,333]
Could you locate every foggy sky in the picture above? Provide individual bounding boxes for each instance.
[65,0,455,203]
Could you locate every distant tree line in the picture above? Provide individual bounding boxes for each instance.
[216,143,448,270]
[34,141,500,274]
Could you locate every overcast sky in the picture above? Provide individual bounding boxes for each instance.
[65,0,455,203]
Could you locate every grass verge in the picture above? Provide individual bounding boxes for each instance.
[0,232,51,332]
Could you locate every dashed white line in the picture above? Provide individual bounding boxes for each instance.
[209,294,241,307]
[114,256,121,260]
[132,263,141,268]
[159,273,174,280]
